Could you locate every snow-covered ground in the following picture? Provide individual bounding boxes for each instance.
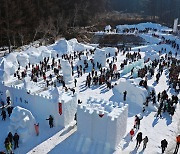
[0,22,180,154]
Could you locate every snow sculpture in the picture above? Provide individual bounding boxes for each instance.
[77,98,128,150]
[17,53,29,67]
[122,59,144,74]
[9,106,36,143]
[94,48,106,67]
[28,52,41,64]
[49,87,77,127]
[40,49,52,60]
[61,59,73,84]
[114,78,148,106]
[0,58,16,80]
[23,76,32,91]
[105,25,111,32]
[102,47,117,57]
[6,52,19,69]
[52,39,73,55]
[68,38,94,52]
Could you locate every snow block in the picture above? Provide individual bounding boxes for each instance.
[77,98,128,150]
[61,59,73,84]
[94,48,106,67]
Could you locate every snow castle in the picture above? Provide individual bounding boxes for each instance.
[0,81,77,128]
[77,97,128,150]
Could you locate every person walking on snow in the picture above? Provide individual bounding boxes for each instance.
[134,115,140,129]
[123,90,127,101]
[7,132,13,144]
[46,115,54,128]
[174,135,180,154]
[161,139,168,153]
[13,133,19,149]
[136,132,142,148]
[1,109,6,121]
[4,137,12,154]
[142,136,148,150]
[130,129,134,140]
[74,79,77,87]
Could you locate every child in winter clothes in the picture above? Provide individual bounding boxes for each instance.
[130,129,134,140]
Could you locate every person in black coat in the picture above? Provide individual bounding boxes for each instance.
[161,139,168,153]
[123,90,127,101]
[134,115,141,129]
[136,132,143,148]
[1,110,6,121]
[46,115,54,128]
[7,132,13,144]
[7,106,13,117]
[13,133,19,149]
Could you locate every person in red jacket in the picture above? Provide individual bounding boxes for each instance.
[174,135,180,154]
[34,123,39,136]
[130,129,134,140]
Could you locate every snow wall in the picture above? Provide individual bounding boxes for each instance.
[52,39,73,55]
[113,78,148,107]
[77,98,128,150]
[102,47,117,57]
[122,59,152,78]
[9,106,36,143]
[0,82,77,128]
[61,59,73,84]
[94,48,106,67]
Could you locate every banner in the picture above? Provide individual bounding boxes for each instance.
[59,103,62,115]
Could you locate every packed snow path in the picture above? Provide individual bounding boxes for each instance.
[28,123,77,154]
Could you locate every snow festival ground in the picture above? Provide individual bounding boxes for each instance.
[0,22,180,154]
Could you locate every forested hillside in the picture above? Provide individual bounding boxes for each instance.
[0,0,180,50]
[0,0,109,49]
[112,0,180,22]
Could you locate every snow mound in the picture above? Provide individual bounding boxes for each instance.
[9,106,36,143]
